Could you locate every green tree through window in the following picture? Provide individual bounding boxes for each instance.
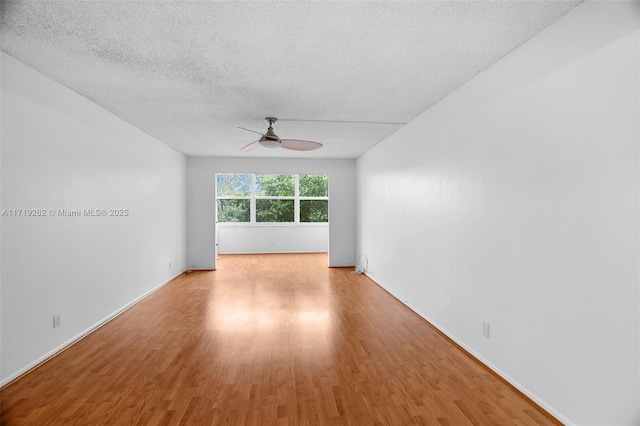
[216,174,251,196]
[299,175,328,197]
[216,174,251,222]
[216,174,328,223]
[217,199,250,222]
[256,199,295,222]
[300,200,328,222]
[300,175,328,222]
[256,174,295,196]
[255,174,295,223]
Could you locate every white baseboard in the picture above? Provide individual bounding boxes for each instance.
[218,250,328,255]
[364,273,574,426]
[0,270,185,388]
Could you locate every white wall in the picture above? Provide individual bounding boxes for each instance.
[187,157,355,268]
[0,53,187,385]
[218,225,328,254]
[357,2,639,425]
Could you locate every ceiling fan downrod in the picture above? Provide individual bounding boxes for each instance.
[259,117,281,148]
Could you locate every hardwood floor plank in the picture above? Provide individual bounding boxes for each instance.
[1,253,559,425]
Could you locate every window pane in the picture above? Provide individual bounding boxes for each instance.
[300,200,328,222]
[217,199,250,222]
[256,174,294,197]
[299,175,328,197]
[256,199,294,222]
[216,174,251,197]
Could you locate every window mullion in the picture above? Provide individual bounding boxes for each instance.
[294,175,300,224]
[250,174,256,223]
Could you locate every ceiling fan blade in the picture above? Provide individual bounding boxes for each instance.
[281,139,323,151]
[240,140,260,152]
[237,126,265,136]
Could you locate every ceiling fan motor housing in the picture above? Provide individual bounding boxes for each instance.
[259,120,281,148]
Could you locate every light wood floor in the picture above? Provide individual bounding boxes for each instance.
[1,253,559,425]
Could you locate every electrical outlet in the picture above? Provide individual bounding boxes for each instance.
[169,261,172,269]
[53,314,61,328]
[482,321,490,339]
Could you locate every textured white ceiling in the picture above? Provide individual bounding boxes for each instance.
[1,1,582,158]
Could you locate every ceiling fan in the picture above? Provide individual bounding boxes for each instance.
[238,117,323,152]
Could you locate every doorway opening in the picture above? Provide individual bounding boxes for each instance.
[215,173,329,259]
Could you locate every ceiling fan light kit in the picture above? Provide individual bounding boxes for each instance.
[259,139,281,149]
[238,117,323,152]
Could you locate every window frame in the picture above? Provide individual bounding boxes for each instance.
[216,174,329,226]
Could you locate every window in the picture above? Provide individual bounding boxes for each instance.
[216,174,251,222]
[299,174,328,223]
[255,174,295,223]
[216,174,328,224]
